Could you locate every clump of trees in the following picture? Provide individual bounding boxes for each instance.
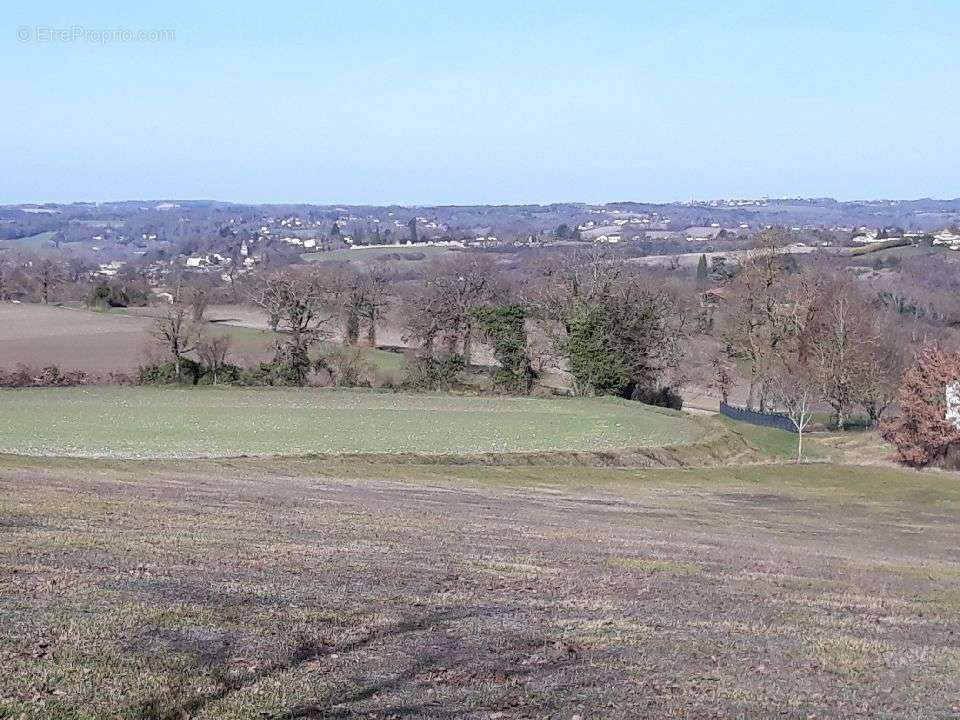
[404,255,498,365]
[720,233,906,431]
[86,279,151,309]
[254,269,336,385]
[146,265,397,388]
[333,266,390,347]
[531,250,686,403]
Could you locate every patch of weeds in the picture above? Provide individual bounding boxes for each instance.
[606,556,703,576]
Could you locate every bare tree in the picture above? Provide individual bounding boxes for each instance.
[222,247,245,304]
[722,230,795,410]
[0,253,15,301]
[153,285,204,382]
[771,371,816,462]
[360,265,390,348]
[806,280,876,430]
[28,254,66,304]
[709,353,735,405]
[405,255,498,364]
[197,335,232,384]
[189,285,209,324]
[858,312,909,428]
[253,269,336,384]
[63,254,94,284]
[331,269,364,346]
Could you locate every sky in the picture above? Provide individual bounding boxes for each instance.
[2,1,959,205]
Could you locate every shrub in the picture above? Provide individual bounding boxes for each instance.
[196,363,244,385]
[85,280,151,309]
[315,347,374,388]
[624,385,683,411]
[0,364,89,387]
[402,356,464,391]
[138,359,205,385]
[85,283,112,309]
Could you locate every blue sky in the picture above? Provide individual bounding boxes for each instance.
[2,1,959,204]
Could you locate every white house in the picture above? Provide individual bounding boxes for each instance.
[96,260,126,277]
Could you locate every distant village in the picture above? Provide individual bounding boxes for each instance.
[3,198,960,292]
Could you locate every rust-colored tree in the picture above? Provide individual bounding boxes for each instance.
[880,342,960,468]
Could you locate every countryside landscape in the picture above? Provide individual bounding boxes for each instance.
[4,2,960,718]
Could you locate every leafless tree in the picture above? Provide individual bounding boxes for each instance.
[528,247,623,331]
[28,254,66,304]
[722,230,795,410]
[253,269,336,384]
[153,285,204,382]
[858,311,909,427]
[360,265,391,348]
[331,269,364,346]
[63,254,94,284]
[710,353,735,405]
[197,335,232,384]
[189,285,209,324]
[770,371,816,462]
[404,254,498,364]
[806,280,876,430]
[0,253,15,301]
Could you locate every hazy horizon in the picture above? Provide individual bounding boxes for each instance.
[7,194,960,209]
[4,1,959,205]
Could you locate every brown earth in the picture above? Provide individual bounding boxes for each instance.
[0,303,278,374]
[1,456,958,718]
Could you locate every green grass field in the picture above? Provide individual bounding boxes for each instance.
[0,230,58,249]
[300,245,454,264]
[0,387,705,459]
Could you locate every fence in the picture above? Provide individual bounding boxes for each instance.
[719,401,797,433]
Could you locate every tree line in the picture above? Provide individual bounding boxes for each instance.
[141,250,689,404]
[8,232,960,469]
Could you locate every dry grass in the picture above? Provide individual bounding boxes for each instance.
[1,457,959,718]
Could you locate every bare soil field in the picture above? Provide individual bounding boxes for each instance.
[0,303,156,373]
[0,303,409,375]
[0,303,281,374]
[1,457,958,718]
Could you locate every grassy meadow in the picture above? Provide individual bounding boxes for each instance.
[0,230,58,249]
[0,387,705,459]
[300,245,454,264]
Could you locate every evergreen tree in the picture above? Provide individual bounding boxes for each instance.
[696,253,709,284]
